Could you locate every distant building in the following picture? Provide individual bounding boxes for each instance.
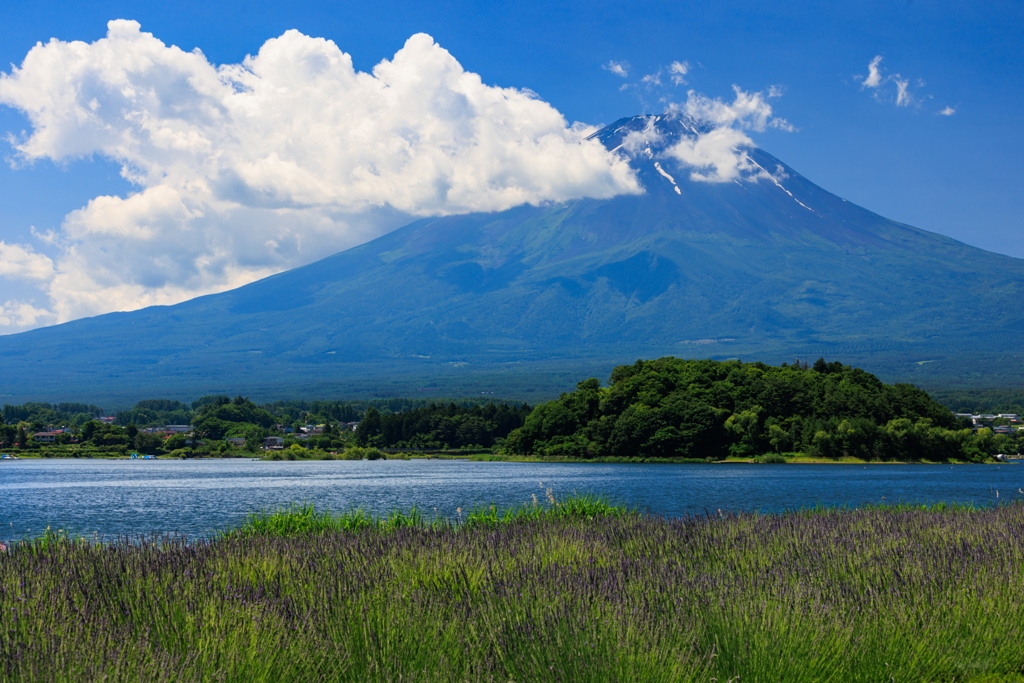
[226,437,246,447]
[164,425,192,433]
[32,431,60,443]
[99,416,116,424]
[263,436,284,449]
[958,413,1010,428]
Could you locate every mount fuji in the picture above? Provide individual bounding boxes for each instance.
[3,114,1023,404]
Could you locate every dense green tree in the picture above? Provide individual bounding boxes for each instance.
[191,397,275,439]
[115,399,192,427]
[92,426,130,448]
[80,421,98,442]
[2,402,103,428]
[192,396,230,410]
[0,425,15,448]
[357,402,530,450]
[505,357,995,461]
[165,433,188,450]
[355,408,383,446]
[0,396,530,456]
[133,432,164,454]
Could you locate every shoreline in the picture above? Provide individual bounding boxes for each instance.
[2,452,1008,465]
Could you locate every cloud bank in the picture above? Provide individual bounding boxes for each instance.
[0,21,640,331]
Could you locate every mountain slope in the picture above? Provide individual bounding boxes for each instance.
[3,114,1023,404]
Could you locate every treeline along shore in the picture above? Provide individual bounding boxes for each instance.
[3,357,1023,462]
[3,497,1024,681]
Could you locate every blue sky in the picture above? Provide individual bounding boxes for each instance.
[0,0,1021,332]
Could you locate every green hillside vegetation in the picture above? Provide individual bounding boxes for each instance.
[114,399,193,427]
[3,361,1017,461]
[0,397,530,457]
[102,396,514,429]
[191,396,277,440]
[928,388,1024,416]
[505,357,1012,461]
[1,402,103,428]
[354,402,531,450]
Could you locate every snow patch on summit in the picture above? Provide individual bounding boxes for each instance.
[749,158,816,214]
[653,162,682,195]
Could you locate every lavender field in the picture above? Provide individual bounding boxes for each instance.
[3,500,1024,682]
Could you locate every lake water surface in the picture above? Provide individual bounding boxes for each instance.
[2,458,1023,541]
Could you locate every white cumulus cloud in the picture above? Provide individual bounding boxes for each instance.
[0,21,640,330]
[641,71,662,87]
[894,76,912,107]
[857,55,921,108]
[0,300,54,330]
[664,86,792,183]
[938,106,956,116]
[669,61,689,86]
[0,241,55,281]
[603,60,629,77]
[862,55,884,89]
[617,58,701,111]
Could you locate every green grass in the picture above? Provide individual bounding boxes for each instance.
[4,499,1024,682]
[223,493,628,538]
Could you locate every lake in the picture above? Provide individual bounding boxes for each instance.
[2,458,1023,541]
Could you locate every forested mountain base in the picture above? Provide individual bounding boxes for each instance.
[0,397,530,457]
[2,358,1019,461]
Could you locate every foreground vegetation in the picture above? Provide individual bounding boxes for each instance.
[506,357,1017,461]
[4,498,1024,682]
